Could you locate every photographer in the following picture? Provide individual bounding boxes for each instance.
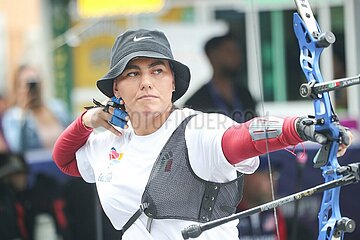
[0,94,9,152]
[1,64,71,153]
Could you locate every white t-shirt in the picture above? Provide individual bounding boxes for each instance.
[76,108,259,240]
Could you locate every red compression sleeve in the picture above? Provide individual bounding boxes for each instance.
[52,112,93,176]
[222,116,303,165]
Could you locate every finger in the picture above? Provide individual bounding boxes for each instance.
[94,105,114,122]
[314,133,327,144]
[83,108,104,129]
[93,108,115,128]
[340,130,350,145]
[110,96,123,104]
[345,130,353,146]
[113,108,129,121]
[337,147,347,157]
[348,131,353,145]
[102,106,109,113]
[109,96,125,109]
[103,122,123,136]
[109,115,128,129]
[101,98,110,105]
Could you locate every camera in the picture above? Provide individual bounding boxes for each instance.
[26,79,39,94]
[26,78,42,108]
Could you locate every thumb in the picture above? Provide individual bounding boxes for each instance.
[314,133,327,144]
[339,128,350,145]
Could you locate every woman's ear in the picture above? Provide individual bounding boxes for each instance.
[113,79,119,96]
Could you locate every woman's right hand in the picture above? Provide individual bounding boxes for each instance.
[82,98,129,136]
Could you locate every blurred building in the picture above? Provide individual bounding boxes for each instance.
[0,0,53,100]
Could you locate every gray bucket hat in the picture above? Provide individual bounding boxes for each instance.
[97,29,191,102]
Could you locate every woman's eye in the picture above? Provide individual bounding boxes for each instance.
[154,69,163,74]
[127,72,138,77]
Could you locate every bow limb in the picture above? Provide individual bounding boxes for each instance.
[293,0,355,239]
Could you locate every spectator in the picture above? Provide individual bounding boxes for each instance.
[2,64,71,153]
[185,33,265,240]
[237,159,287,239]
[0,152,71,240]
[63,178,122,240]
[0,94,9,152]
[0,152,32,240]
[30,173,71,240]
[185,33,257,123]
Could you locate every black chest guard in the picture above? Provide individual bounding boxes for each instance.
[120,115,243,235]
[142,114,243,222]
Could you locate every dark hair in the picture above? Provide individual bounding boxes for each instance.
[204,33,240,57]
[14,64,33,84]
[0,153,28,179]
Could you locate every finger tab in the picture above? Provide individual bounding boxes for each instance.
[110,115,127,129]
[114,108,129,120]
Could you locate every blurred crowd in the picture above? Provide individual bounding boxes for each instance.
[0,64,68,240]
[0,64,122,240]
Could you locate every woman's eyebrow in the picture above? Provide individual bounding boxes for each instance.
[148,60,167,68]
[124,64,140,71]
[124,60,167,71]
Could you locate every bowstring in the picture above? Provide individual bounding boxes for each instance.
[249,0,280,238]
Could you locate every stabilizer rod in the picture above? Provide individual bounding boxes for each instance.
[182,163,360,239]
[300,74,360,98]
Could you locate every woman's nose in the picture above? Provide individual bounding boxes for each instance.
[139,75,153,90]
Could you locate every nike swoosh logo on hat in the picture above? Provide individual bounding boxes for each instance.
[133,36,153,42]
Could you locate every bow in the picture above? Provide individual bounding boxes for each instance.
[181,1,360,239]
[293,0,359,239]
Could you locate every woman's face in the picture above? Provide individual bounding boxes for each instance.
[113,57,175,119]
